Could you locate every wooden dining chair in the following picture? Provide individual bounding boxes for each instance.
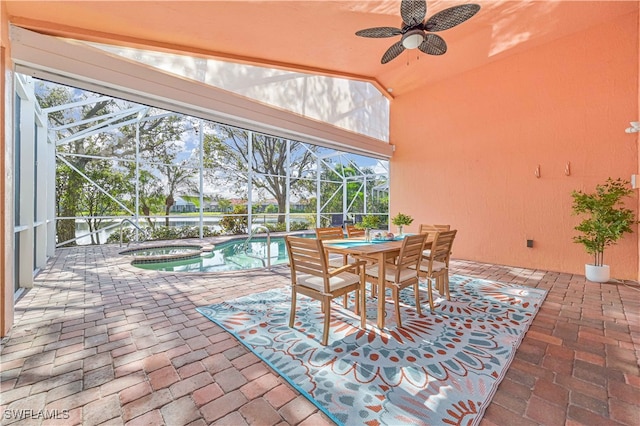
[315,226,349,269]
[363,233,427,328]
[285,236,366,346]
[410,230,457,312]
[315,226,354,307]
[315,226,345,241]
[346,225,365,238]
[419,224,451,258]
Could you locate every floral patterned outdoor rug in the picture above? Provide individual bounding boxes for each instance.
[196,275,547,426]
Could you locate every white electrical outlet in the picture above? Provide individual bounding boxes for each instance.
[632,174,638,189]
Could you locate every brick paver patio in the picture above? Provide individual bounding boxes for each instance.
[1,238,638,425]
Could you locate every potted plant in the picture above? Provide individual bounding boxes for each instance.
[571,178,637,282]
[356,215,381,241]
[391,212,414,236]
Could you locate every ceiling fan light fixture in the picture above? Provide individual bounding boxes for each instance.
[401,29,424,49]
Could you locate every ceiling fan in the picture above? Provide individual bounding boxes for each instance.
[355,1,480,64]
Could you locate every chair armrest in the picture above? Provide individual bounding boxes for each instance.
[328,260,367,276]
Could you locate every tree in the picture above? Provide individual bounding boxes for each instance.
[265,204,278,214]
[571,178,637,266]
[79,160,132,244]
[44,85,113,246]
[124,115,192,227]
[133,169,166,229]
[318,164,367,214]
[38,81,187,245]
[160,163,198,226]
[217,197,232,213]
[204,127,317,223]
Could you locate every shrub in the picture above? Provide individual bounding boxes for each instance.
[263,220,311,232]
[107,225,221,244]
[219,205,248,234]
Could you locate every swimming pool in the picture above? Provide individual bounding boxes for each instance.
[131,236,297,272]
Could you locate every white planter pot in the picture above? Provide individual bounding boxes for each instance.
[585,264,610,283]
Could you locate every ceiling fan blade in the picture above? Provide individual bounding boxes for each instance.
[425,4,480,32]
[400,0,427,26]
[381,41,405,64]
[355,27,402,38]
[418,33,447,55]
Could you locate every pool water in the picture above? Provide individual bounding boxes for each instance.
[132,237,292,272]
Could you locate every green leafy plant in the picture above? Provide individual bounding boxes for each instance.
[356,214,381,229]
[263,220,310,232]
[107,225,221,244]
[219,205,249,234]
[571,178,637,266]
[391,212,414,226]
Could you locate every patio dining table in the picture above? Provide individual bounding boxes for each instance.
[323,235,428,330]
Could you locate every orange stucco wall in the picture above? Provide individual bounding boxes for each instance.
[390,12,639,280]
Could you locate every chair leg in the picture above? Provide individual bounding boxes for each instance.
[322,296,331,346]
[343,258,353,308]
[444,271,451,301]
[289,289,297,328]
[353,289,360,315]
[359,269,367,331]
[413,282,422,316]
[426,278,435,312]
[393,287,402,328]
[360,286,367,330]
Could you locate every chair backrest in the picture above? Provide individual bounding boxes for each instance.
[285,236,329,289]
[429,230,457,265]
[419,224,450,234]
[346,225,365,237]
[419,224,450,244]
[315,227,345,240]
[394,233,428,281]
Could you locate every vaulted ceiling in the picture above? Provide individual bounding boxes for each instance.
[4,1,637,97]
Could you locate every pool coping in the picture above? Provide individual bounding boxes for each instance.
[121,243,215,264]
